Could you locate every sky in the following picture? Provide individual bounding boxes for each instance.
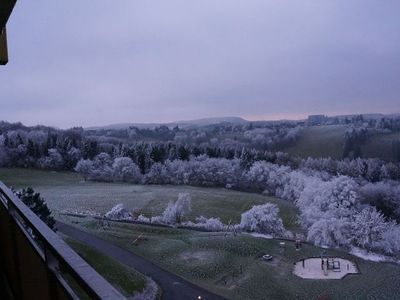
[1,0,399,128]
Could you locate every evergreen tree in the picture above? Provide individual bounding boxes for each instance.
[178,145,189,160]
[27,140,35,157]
[393,139,400,162]
[17,187,56,230]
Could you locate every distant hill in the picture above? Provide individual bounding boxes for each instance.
[85,113,400,131]
[173,116,248,127]
[85,116,248,130]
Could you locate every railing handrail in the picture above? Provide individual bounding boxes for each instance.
[0,181,125,299]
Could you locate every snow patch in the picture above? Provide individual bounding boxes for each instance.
[247,232,273,239]
[350,247,389,262]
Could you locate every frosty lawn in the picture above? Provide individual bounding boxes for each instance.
[62,217,400,300]
[2,168,400,299]
[0,168,299,230]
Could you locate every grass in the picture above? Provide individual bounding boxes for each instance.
[282,125,400,162]
[2,168,400,299]
[66,218,400,300]
[0,168,299,231]
[362,130,400,161]
[282,125,346,159]
[62,236,147,298]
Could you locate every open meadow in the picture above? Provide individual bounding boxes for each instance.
[282,125,346,159]
[0,168,298,229]
[282,125,400,161]
[363,130,400,161]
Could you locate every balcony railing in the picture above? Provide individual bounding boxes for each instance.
[0,181,125,299]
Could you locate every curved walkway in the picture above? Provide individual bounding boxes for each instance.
[56,222,227,300]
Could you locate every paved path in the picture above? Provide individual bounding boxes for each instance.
[56,222,227,300]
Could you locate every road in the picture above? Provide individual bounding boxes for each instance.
[56,222,227,300]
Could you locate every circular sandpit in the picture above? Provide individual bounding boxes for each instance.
[293,257,358,279]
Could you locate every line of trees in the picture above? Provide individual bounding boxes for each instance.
[86,156,400,255]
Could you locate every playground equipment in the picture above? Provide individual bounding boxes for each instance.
[294,257,358,279]
[326,258,341,272]
[295,239,302,250]
[321,257,341,276]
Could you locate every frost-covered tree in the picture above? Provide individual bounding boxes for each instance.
[38,148,64,169]
[296,176,359,229]
[93,152,113,168]
[144,162,170,184]
[158,193,192,224]
[351,207,388,250]
[65,147,82,169]
[105,203,132,220]
[184,216,225,231]
[245,161,290,195]
[74,159,94,181]
[112,157,142,183]
[380,162,400,181]
[89,152,113,181]
[280,171,310,202]
[240,203,285,236]
[142,193,193,225]
[307,217,351,247]
[376,225,400,255]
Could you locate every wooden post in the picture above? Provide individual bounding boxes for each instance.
[0,27,8,65]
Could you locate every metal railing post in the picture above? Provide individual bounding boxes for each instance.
[7,202,24,299]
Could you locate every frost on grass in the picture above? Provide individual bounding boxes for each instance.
[105,203,132,220]
[180,250,217,263]
[247,232,273,240]
[350,247,389,263]
[62,208,101,217]
[132,277,159,300]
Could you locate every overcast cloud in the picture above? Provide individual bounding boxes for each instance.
[1,0,399,128]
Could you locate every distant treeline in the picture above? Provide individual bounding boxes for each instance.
[0,120,301,172]
[0,121,399,182]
